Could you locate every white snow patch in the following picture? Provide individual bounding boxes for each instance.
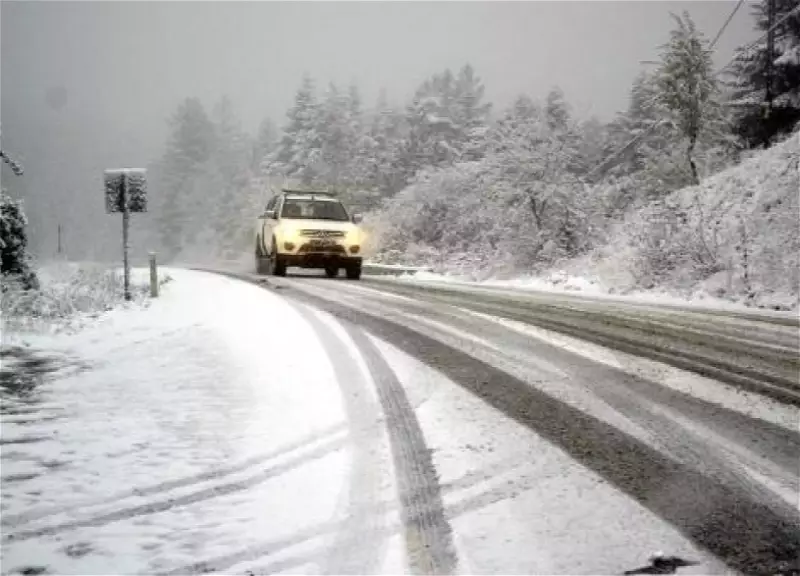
[0,268,385,575]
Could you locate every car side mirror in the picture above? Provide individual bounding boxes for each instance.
[263,209,276,220]
[352,212,363,224]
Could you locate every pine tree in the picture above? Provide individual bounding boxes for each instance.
[403,69,461,176]
[453,64,492,161]
[400,65,491,182]
[366,90,407,196]
[210,97,254,256]
[653,11,725,184]
[156,97,216,259]
[317,82,357,189]
[544,87,570,133]
[253,118,278,171]
[265,75,322,185]
[726,0,800,147]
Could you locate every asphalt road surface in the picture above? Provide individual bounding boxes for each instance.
[200,267,799,576]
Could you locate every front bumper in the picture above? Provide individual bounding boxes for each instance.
[280,252,362,268]
[276,235,363,268]
[278,241,359,266]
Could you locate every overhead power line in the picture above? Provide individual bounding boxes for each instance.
[709,0,746,50]
[586,2,800,180]
[715,2,800,78]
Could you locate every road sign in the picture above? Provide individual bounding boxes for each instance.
[104,168,147,213]
[104,168,147,301]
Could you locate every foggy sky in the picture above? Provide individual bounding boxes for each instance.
[1,1,758,258]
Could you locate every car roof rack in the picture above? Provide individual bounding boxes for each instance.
[281,187,337,197]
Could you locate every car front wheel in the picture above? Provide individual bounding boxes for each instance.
[271,239,286,277]
[345,262,362,280]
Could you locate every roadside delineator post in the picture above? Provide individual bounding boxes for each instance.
[149,252,159,298]
[104,168,147,301]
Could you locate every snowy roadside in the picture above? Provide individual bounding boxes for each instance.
[0,268,386,575]
[389,268,800,318]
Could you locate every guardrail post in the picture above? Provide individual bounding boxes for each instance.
[149,252,158,298]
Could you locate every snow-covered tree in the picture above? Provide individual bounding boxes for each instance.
[726,0,800,147]
[362,89,407,196]
[315,82,365,189]
[264,75,323,184]
[208,97,255,256]
[1,191,37,288]
[156,97,216,259]
[252,118,278,171]
[402,69,461,176]
[453,64,492,161]
[544,86,571,133]
[485,106,595,262]
[398,65,491,183]
[0,138,37,290]
[653,11,727,184]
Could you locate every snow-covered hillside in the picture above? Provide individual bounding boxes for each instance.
[388,133,798,311]
[578,132,799,310]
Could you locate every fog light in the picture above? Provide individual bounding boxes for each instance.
[349,245,360,254]
[284,242,295,251]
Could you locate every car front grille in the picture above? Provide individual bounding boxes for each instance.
[300,229,345,238]
[299,244,346,254]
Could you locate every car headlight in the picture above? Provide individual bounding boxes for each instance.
[348,229,364,254]
[347,229,361,244]
[280,227,298,242]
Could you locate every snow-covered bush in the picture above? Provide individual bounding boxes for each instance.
[1,263,167,333]
[0,190,38,291]
[591,133,799,308]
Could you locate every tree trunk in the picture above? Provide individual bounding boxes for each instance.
[528,192,545,230]
[687,134,699,185]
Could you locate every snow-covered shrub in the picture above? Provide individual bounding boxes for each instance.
[1,263,164,333]
[0,190,38,290]
[623,197,723,290]
[591,133,799,308]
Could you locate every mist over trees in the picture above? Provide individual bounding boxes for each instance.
[124,1,799,306]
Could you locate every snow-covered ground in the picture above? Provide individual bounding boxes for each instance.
[1,269,401,575]
[1,267,790,575]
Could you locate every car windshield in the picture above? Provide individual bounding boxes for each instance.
[281,199,350,221]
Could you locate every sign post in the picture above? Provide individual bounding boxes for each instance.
[104,168,147,301]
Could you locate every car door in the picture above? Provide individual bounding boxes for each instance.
[264,196,282,255]
[258,196,278,255]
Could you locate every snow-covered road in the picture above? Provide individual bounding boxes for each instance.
[1,268,798,575]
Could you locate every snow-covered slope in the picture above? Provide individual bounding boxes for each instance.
[394,133,799,311]
[558,133,800,310]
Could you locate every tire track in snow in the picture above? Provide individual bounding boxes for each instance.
[346,326,458,575]
[158,452,525,575]
[215,271,458,574]
[2,424,347,529]
[273,279,800,576]
[2,432,348,543]
[285,302,390,575]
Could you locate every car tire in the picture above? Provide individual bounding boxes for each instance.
[345,262,362,280]
[324,265,338,278]
[255,244,269,275]
[271,238,287,277]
